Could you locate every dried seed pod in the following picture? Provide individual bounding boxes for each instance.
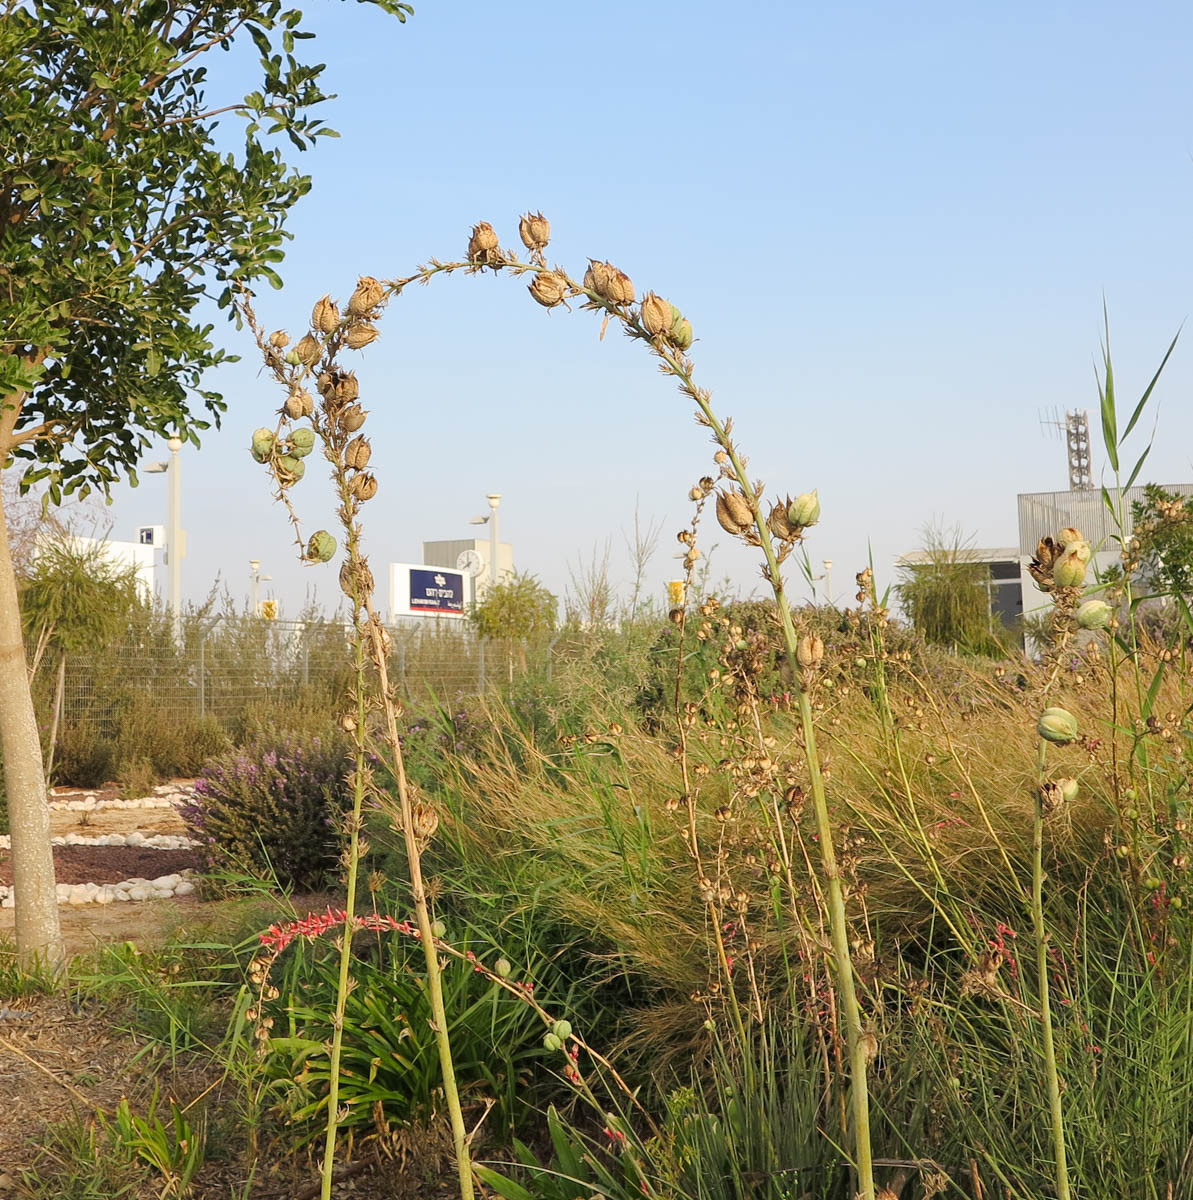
[340,404,367,432]
[467,221,500,264]
[347,276,384,317]
[306,530,337,563]
[670,317,694,351]
[411,802,439,841]
[350,472,379,501]
[339,558,375,599]
[518,211,551,252]
[1039,781,1065,815]
[294,333,321,366]
[796,634,825,670]
[583,259,612,298]
[528,271,568,308]
[640,292,670,337]
[344,435,372,471]
[276,454,305,484]
[604,266,634,305]
[344,322,379,350]
[334,372,360,406]
[285,389,314,419]
[715,488,753,535]
[312,295,340,333]
[269,329,290,349]
[1056,526,1084,549]
[767,499,798,541]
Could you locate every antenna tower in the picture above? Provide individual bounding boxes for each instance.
[1039,407,1092,490]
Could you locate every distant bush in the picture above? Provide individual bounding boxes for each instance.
[182,735,350,890]
[53,722,115,789]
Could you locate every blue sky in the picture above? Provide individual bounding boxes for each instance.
[97,0,1193,617]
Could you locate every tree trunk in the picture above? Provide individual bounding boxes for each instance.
[0,482,63,968]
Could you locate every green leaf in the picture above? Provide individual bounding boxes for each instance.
[472,1167,537,1200]
[1099,308,1118,474]
[1121,327,1180,443]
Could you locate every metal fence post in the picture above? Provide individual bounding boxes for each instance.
[478,638,486,693]
[198,630,206,719]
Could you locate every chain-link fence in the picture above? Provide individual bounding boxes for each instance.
[44,613,555,742]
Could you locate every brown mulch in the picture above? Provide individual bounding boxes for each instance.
[0,846,201,887]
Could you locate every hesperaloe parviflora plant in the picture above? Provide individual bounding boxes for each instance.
[240,212,876,1199]
[240,280,475,1200]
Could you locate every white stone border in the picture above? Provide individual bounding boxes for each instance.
[0,871,199,908]
[0,832,196,851]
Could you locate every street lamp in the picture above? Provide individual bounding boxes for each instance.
[469,493,502,590]
[249,559,272,616]
[144,436,185,643]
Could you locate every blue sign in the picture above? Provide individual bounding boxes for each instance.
[409,568,465,614]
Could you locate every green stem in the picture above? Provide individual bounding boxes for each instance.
[688,395,874,1200]
[367,604,474,1200]
[320,598,370,1200]
[1033,737,1071,1200]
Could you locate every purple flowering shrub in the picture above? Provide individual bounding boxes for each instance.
[182,734,350,890]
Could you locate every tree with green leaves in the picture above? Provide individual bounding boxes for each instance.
[470,571,559,642]
[897,524,1008,657]
[0,0,411,965]
[1131,484,1193,600]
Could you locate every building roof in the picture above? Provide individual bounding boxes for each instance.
[1017,483,1193,556]
[895,547,1021,567]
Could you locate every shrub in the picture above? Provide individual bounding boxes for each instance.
[111,693,230,780]
[182,735,350,890]
[53,721,115,788]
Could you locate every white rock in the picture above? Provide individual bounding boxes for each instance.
[174,880,196,897]
[152,887,174,899]
[95,886,115,905]
[126,832,146,846]
[1,896,13,908]
[68,886,91,906]
[128,884,153,902]
[152,874,182,891]
[114,889,131,902]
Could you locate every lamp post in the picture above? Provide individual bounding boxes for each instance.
[486,493,501,589]
[469,493,503,592]
[249,559,272,616]
[144,436,185,642]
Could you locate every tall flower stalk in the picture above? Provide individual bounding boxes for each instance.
[241,284,475,1200]
[242,215,877,1198]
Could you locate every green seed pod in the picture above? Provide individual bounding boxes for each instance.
[251,428,275,463]
[1076,599,1111,629]
[495,957,512,978]
[306,530,337,563]
[671,317,694,351]
[552,1019,572,1040]
[1037,706,1079,744]
[787,490,821,529]
[288,428,316,458]
[430,919,446,938]
[543,1032,562,1052]
[1052,540,1091,589]
[1057,777,1079,804]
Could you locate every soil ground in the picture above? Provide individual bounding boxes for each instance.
[0,846,202,886]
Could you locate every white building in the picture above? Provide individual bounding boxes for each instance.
[33,533,158,603]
